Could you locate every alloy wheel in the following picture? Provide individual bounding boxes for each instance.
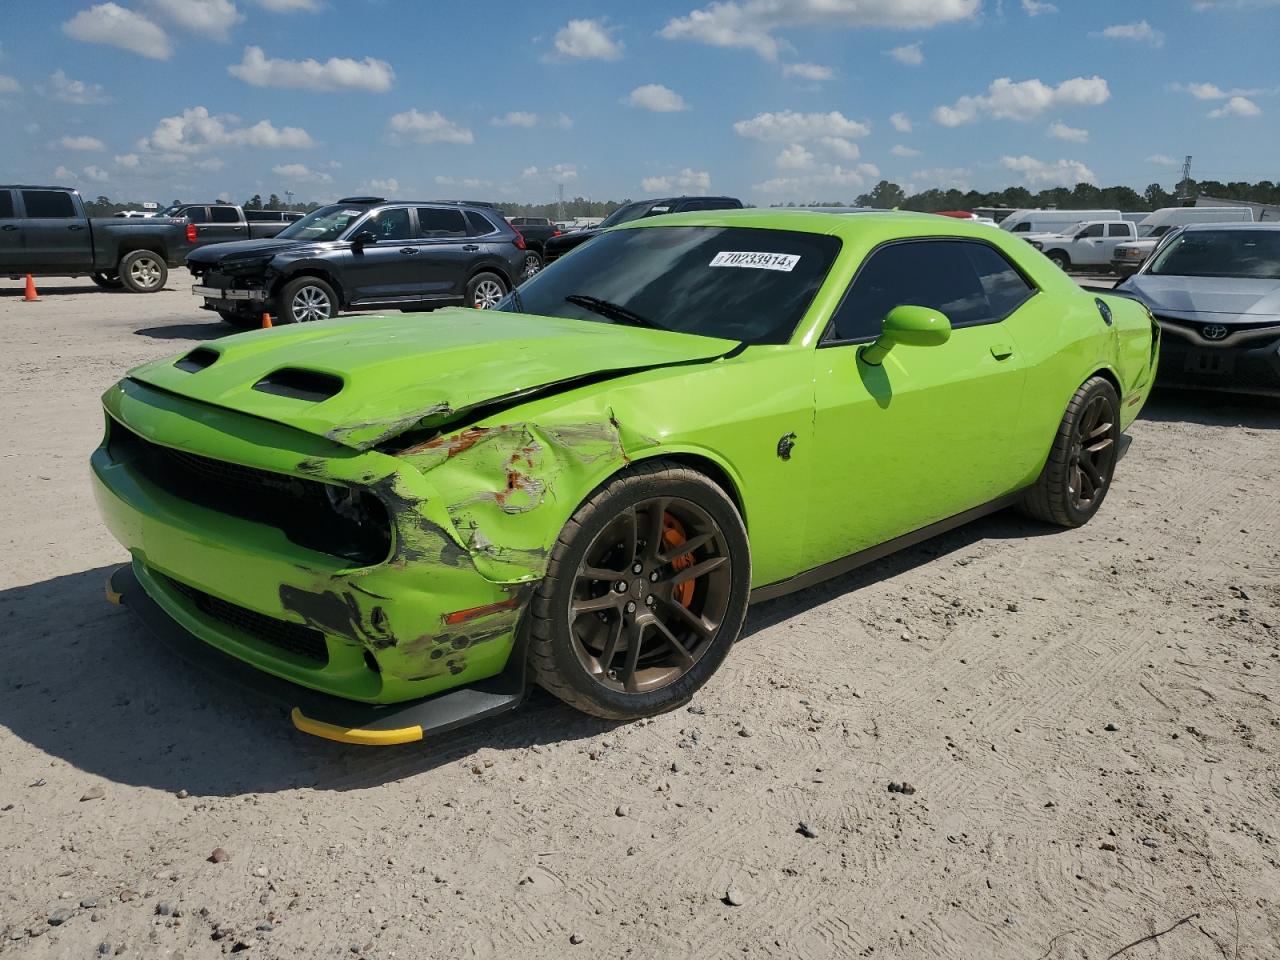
[523,254,542,278]
[1068,394,1116,509]
[129,256,162,290]
[473,279,504,309]
[569,497,732,694]
[291,285,332,322]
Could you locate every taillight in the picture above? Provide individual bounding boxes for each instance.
[512,229,526,250]
[186,223,197,243]
[552,229,561,237]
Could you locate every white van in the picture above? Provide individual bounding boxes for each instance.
[1000,209,1121,235]
[1137,206,1253,239]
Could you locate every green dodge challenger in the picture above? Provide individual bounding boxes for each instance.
[93,210,1159,744]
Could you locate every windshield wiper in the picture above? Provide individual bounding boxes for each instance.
[564,294,661,331]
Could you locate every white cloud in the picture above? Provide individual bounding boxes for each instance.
[63,3,172,60]
[889,42,923,65]
[60,135,105,151]
[1100,21,1165,47]
[387,108,473,145]
[1193,0,1280,6]
[782,62,832,81]
[775,143,814,169]
[0,74,20,94]
[1001,154,1095,186]
[82,164,110,182]
[1047,120,1089,142]
[752,162,881,197]
[1021,0,1057,14]
[1171,81,1268,100]
[554,113,573,130]
[934,75,1110,125]
[907,167,971,192]
[114,152,140,168]
[890,144,921,157]
[661,0,980,61]
[521,163,580,183]
[144,0,242,40]
[229,46,395,92]
[819,136,860,160]
[625,84,688,112]
[364,177,399,193]
[641,168,711,194]
[1144,153,1177,165]
[138,105,316,153]
[734,109,870,141]
[491,111,538,127]
[1209,95,1262,118]
[194,157,224,171]
[435,175,493,190]
[889,111,912,132]
[272,162,332,183]
[552,19,622,60]
[251,0,320,10]
[53,165,76,182]
[42,69,109,104]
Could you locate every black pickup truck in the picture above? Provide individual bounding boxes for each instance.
[1,185,194,292]
[161,202,302,246]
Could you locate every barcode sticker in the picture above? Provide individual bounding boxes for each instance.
[709,251,800,272]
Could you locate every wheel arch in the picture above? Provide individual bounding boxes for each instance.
[468,262,514,291]
[115,243,166,264]
[622,447,749,532]
[273,266,346,308]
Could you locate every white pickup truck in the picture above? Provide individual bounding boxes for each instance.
[1027,219,1137,271]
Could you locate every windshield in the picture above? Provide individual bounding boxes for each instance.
[1147,230,1280,280]
[160,204,184,218]
[1139,224,1171,239]
[498,225,841,344]
[276,204,369,242]
[598,201,675,229]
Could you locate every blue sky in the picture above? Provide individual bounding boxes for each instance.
[1,0,1277,206]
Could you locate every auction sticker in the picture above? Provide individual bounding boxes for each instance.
[709,251,800,272]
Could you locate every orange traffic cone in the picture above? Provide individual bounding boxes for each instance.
[261,312,273,329]
[23,274,39,302]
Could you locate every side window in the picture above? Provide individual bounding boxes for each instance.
[1010,222,1031,233]
[1080,224,1104,238]
[465,211,498,236]
[368,207,412,241]
[184,206,210,223]
[415,207,468,239]
[1107,223,1130,238]
[0,191,14,219]
[828,240,1024,343]
[20,190,77,218]
[209,206,240,223]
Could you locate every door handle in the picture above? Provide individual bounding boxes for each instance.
[1,224,16,231]
[462,244,480,251]
[68,224,85,231]
[400,247,419,255]
[990,343,1015,361]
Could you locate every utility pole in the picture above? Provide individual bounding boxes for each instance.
[285,189,295,210]
[1178,156,1193,203]
[556,182,565,222]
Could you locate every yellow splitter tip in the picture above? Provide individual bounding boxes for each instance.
[289,707,424,746]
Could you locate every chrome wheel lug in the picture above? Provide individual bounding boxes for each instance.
[632,562,643,574]
[614,581,628,593]
[649,570,659,582]
[645,595,655,607]
[625,601,637,614]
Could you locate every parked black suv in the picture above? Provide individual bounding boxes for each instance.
[542,196,744,265]
[186,198,530,327]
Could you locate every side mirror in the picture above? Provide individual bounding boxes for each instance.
[859,305,951,366]
[352,230,377,247]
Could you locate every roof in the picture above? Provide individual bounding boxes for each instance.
[1180,222,1280,233]
[618,207,954,239]
[0,184,78,192]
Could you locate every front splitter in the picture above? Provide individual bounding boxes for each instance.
[105,564,528,746]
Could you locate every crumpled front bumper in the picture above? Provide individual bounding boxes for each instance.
[106,564,528,745]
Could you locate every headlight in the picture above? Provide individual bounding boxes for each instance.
[222,256,273,275]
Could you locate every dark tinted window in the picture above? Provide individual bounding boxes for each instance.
[416,207,468,238]
[828,240,1034,342]
[1010,221,1031,233]
[466,211,498,236]
[1079,223,1104,238]
[0,191,14,219]
[1107,223,1130,238]
[509,218,526,226]
[209,206,240,223]
[245,210,282,222]
[1148,229,1280,280]
[368,207,411,241]
[183,206,209,223]
[21,190,76,218]
[498,225,841,344]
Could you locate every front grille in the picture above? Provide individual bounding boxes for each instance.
[160,573,329,664]
[108,418,392,565]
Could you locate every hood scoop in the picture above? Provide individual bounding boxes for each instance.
[252,368,344,403]
[174,348,220,373]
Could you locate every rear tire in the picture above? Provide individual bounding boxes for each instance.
[1046,250,1071,271]
[529,460,751,720]
[466,271,507,309]
[279,276,337,323]
[1020,376,1121,528]
[521,251,543,280]
[118,250,167,293]
[91,272,124,290]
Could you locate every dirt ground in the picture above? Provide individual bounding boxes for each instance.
[1,273,1277,960]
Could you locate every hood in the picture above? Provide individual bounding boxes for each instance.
[186,237,312,265]
[1118,274,1280,323]
[127,308,735,450]
[546,229,600,253]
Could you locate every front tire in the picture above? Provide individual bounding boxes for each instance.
[521,251,543,280]
[118,251,167,293]
[1046,250,1071,272]
[1020,376,1120,528]
[279,276,337,323]
[466,271,507,309]
[529,460,751,720]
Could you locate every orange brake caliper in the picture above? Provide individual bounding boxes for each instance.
[662,514,696,608]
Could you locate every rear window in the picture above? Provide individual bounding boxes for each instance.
[0,191,13,219]
[209,206,240,223]
[416,207,468,238]
[1148,230,1280,280]
[498,225,841,344]
[466,211,499,236]
[21,190,77,218]
[245,210,282,222]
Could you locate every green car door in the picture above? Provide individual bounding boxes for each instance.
[803,237,1039,570]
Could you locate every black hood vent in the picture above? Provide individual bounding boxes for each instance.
[252,368,344,403]
[175,348,219,373]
